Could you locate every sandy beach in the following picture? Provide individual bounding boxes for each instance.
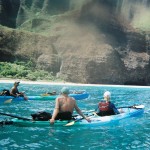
[0,79,150,88]
[0,79,78,85]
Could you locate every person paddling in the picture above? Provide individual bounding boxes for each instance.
[10,81,28,100]
[95,91,119,116]
[50,87,91,124]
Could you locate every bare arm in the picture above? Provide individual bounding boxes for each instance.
[74,101,91,122]
[10,88,17,97]
[50,98,59,124]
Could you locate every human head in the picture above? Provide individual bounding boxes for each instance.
[14,81,20,86]
[103,91,111,101]
[61,87,70,95]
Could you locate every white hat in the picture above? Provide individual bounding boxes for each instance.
[103,91,111,97]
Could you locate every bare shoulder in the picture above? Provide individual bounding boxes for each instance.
[56,96,62,101]
[69,96,75,101]
[10,87,14,91]
[57,95,64,99]
[70,97,76,106]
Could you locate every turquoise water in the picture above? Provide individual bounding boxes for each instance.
[0,83,150,150]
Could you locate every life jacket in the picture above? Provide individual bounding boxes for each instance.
[98,101,115,116]
[99,101,111,111]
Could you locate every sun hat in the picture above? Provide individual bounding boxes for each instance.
[103,91,111,97]
[61,87,70,94]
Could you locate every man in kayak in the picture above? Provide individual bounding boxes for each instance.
[10,81,28,100]
[42,91,57,96]
[50,87,91,124]
[95,91,119,116]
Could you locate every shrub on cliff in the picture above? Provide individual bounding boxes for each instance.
[0,62,62,81]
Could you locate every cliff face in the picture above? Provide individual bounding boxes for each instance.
[0,0,20,28]
[0,0,150,85]
[0,27,61,75]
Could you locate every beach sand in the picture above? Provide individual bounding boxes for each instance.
[0,79,78,85]
[0,79,149,88]
[0,78,95,86]
[0,78,115,87]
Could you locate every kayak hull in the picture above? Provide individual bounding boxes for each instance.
[11,105,144,127]
[0,91,89,102]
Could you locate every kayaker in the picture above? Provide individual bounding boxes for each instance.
[10,81,28,100]
[0,89,10,96]
[45,91,57,95]
[50,87,91,124]
[95,91,119,116]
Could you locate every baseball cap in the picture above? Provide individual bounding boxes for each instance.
[14,81,20,85]
[61,87,70,94]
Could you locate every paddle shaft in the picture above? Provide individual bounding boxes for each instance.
[73,113,95,123]
[118,105,141,109]
[65,113,93,126]
[74,117,84,123]
[0,112,31,121]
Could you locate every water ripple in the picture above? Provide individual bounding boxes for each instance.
[0,83,150,150]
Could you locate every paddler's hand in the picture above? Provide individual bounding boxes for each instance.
[85,117,91,123]
[16,94,20,97]
[50,118,55,124]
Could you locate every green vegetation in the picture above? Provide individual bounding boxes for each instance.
[0,62,63,82]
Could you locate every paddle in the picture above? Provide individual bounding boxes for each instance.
[4,98,13,104]
[118,105,144,109]
[3,95,28,104]
[64,117,85,126]
[92,112,99,116]
[64,114,93,127]
[0,112,31,121]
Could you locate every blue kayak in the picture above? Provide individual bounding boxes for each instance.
[0,91,89,103]
[4,105,144,127]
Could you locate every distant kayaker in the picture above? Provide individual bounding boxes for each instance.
[42,91,57,96]
[50,87,91,124]
[10,81,28,100]
[95,91,119,116]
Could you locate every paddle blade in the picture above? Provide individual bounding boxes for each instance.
[64,121,75,126]
[4,99,12,104]
[134,105,145,109]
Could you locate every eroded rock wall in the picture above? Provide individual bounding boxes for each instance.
[0,26,60,75]
[0,0,20,28]
[0,0,150,85]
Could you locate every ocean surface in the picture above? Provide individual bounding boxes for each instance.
[0,82,149,150]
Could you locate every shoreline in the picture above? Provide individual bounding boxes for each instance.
[0,79,150,88]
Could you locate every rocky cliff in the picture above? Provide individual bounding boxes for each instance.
[0,0,150,85]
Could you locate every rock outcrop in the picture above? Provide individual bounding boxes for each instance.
[0,0,150,85]
[0,26,60,75]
